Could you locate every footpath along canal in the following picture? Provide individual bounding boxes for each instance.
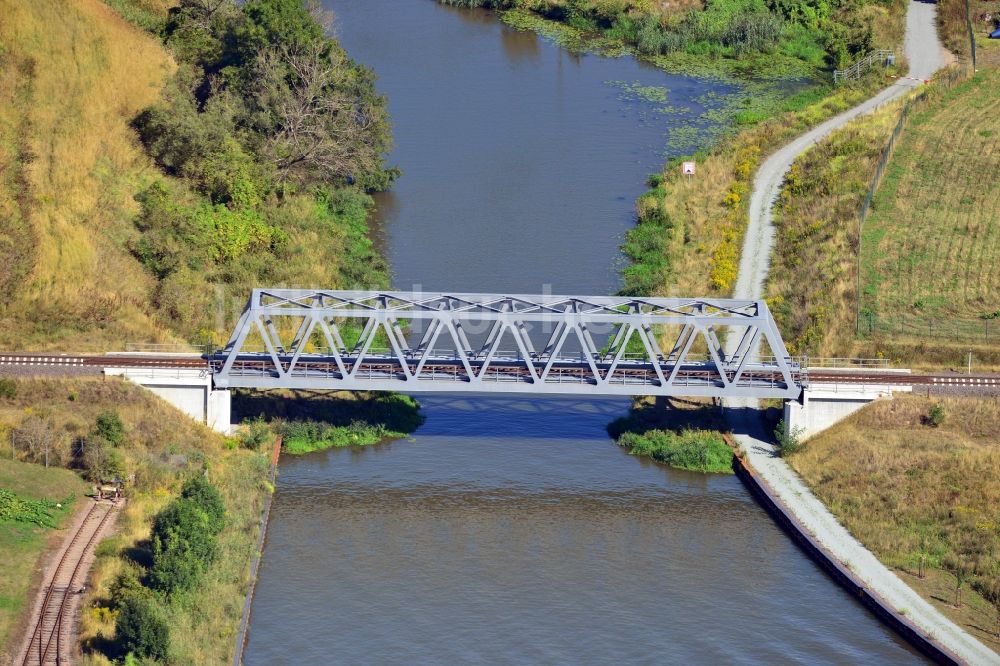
[243,2,927,663]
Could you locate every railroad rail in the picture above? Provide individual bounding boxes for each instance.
[3,353,1000,391]
[20,501,116,666]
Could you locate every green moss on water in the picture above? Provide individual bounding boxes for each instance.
[618,429,734,474]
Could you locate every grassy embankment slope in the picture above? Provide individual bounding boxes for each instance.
[764,65,1000,368]
[788,396,1000,651]
[0,460,90,662]
[0,377,270,665]
[0,0,395,351]
[0,0,176,350]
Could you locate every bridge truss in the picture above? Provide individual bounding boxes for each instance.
[211,290,804,399]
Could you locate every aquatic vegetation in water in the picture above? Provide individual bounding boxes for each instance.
[500,9,627,57]
[608,80,669,104]
[617,429,734,474]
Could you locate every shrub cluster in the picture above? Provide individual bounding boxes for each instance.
[618,429,735,473]
[442,0,881,69]
[279,419,394,454]
[121,0,395,339]
[149,475,226,595]
[107,475,226,661]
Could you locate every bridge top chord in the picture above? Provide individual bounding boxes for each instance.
[212,289,803,400]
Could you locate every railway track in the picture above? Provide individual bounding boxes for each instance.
[2,352,999,391]
[19,501,117,666]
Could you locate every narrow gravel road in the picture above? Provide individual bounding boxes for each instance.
[733,0,948,301]
[726,4,1000,664]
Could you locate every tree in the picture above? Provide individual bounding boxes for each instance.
[251,39,392,187]
[80,436,126,482]
[116,594,169,661]
[944,555,969,607]
[13,415,61,467]
[149,498,218,594]
[180,475,226,534]
[94,410,126,446]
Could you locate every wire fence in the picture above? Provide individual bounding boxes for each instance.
[858,312,998,345]
[854,65,979,342]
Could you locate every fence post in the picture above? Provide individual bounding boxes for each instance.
[965,0,977,71]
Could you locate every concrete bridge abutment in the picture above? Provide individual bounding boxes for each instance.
[104,366,232,434]
[784,376,912,440]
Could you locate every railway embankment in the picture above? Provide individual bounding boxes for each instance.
[0,376,272,664]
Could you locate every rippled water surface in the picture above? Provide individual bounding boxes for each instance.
[243,2,924,663]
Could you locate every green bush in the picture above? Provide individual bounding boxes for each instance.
[116,594,170,661]
[774,418,805,456]
[94,410,126,446]
[927,403,946,427]
[149,494,220,594]
[180,475,226,534]
[0,378,16,399]
[239,417,274,451]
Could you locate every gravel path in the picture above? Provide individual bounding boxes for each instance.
[726,3,999,663]
[733,0,948,302]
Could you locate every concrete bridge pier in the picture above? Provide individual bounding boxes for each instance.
[784,378,912,440]
[103,366,232,434]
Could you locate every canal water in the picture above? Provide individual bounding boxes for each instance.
[243,2,924,663]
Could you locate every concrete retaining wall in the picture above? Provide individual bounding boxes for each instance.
[733,452,962,665]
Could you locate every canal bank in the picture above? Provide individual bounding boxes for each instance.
[724,0,998,660]
[241,1,931,662]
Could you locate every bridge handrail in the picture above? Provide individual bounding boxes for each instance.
[794,356,891,369]
[126,342,207,354]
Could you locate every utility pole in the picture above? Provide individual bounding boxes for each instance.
[968,350,973,375]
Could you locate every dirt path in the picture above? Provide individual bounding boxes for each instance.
[733,0,948,301]
[14,499,119,666]
[725,3,1000,663]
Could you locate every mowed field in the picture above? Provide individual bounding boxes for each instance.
[860,69,1000,348]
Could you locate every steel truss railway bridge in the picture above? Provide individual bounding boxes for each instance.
[5,289,998,435]
[211,289,804,400]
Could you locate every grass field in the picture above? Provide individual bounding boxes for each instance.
[0,459,90,662]
[788,395,1000,651]
[0,378,269,664]
[860,68,1000,357]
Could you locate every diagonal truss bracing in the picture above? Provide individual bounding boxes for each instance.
[211,289,804,399]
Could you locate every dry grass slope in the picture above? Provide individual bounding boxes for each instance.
[765,100,902,356]
[0,0,176,350]
[789,395,1000,651]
